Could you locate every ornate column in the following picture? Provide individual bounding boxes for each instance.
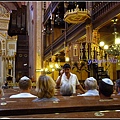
[33,2,44,81]
[64,2,69,63]
[0,8,10,84]
[86,24,92,61]
[6,35,17,83]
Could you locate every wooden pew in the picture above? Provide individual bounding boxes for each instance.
[0,95,120,116]
[1,110,120,118]
[1,88,120,117]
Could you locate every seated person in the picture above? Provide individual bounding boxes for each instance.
[115,79,120,95]
[33,75,59,102]
[99,78,113,99]
[60,83,73,96]
[2,81,8,89]
[9,76,37,98]
[77,77,99,96]
[0,87,4,98]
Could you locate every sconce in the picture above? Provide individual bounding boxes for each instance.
[37,62,61,75]
[55,6,63,25]
[42,22,53,35]
[65,57,70,62]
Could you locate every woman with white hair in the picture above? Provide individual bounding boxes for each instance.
[60,83,73,96]
[77,77,99,96]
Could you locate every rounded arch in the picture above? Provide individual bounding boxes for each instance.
[0,2,10,12]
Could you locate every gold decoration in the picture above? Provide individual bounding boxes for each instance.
[0,13,10,19]
[9,44,15,49]
[64,5,90,24]
[7,35,17,40]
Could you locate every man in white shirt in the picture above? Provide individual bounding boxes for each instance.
[56,63,85,94]
[10,76,37,98]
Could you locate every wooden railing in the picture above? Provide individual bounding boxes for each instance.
[44,2,120,59]
[44,23,86,59]
[43,2,59,25]
[92,2,120,21]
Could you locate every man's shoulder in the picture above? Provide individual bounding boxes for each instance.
[70,73,77,77]
[9,93,20,98]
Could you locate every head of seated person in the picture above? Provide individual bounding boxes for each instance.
[60,83,73,96]
[115,79,120,95]
[84,77,98,90]
[77,77,99,96]
[19,76,32,92]
[34,75,59,102]
[2,80,9,89]
[99,78,113,99]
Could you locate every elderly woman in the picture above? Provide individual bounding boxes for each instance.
[77,77,99,96]
[33,75,59,102]
[60,83,73,96]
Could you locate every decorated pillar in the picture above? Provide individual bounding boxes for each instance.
[6,35,17,83]
[0,6,10,84]
[86,24,92,60]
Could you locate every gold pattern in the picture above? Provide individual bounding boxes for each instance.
[9,44,15,49]
[64,5,90,24]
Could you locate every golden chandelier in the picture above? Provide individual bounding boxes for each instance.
[64,5,90,24]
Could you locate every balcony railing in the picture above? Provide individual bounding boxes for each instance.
[43,2,59,25]
[44,23,86,58]
[92,2,120,21]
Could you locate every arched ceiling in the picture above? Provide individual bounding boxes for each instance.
[0,2,27,12]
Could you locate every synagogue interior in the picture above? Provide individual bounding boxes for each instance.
[0,1,120,119]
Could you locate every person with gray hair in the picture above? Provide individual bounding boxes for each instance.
[9,76,37,98]
[77,77,99,96]
[60,83,73,96]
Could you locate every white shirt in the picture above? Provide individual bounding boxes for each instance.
[77,89,99,96]
[61,72,80,93]
[10,93,38,98]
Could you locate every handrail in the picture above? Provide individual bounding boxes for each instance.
[92,2,120,21]
[43,2,59,25]
[44,23,86,56]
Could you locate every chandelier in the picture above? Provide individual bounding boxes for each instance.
[54,6,63,25]
[64,4,90,24]
[106,43,120,56]
[39,62,61,74]
[42,25,52,35]
[105,17,120,56]
[37,55,61,74]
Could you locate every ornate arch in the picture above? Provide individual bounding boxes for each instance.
[0,2,10,12]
